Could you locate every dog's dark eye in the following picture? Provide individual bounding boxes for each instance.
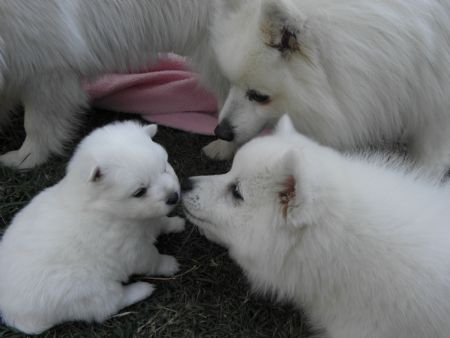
[246,90,270,104]
[132,187,147,198]
[230,183,243,201]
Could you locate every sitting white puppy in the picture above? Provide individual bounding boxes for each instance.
[183,116,450,338]
[0,121,184,335]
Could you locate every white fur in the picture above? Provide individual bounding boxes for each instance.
[183,115,450,338]
[0,121,185,334]
[0,0,228,169]
[201,138,238,160]
[212,0,450,177]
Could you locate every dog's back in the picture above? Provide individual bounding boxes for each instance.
[0,0,213,83]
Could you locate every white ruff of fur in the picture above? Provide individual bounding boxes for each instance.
[183,116,450,338]
[0,0,228,168]
[0,121,184,334]
[212,0,450,177]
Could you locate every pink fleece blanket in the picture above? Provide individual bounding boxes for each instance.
[84,54,218,135]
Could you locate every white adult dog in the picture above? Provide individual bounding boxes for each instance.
[209,0,450,178]
[0,121,184,334]
[183,116,450,338]
[0,0,227,169]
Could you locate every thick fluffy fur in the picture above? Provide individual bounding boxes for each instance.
[212,0,450,177]
[0,121,184,334]
[183,116,450,338]
[0,0,228,169]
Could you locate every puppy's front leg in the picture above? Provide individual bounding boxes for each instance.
[121,282,155,309]
[158,216,186,234]
[133,244,180,277]
[202,139,237,160]
[0,72,87,169]
[152,253,180,276]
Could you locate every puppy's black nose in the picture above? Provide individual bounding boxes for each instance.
[166,192,179,205]
[214,119,235,141]
[181,178,194,192]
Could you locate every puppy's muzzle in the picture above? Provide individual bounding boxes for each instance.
[214,119,235,141]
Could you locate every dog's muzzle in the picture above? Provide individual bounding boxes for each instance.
[214,119,235,141]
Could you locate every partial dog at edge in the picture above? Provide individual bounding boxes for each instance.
[0,121,184,334]
[210,0,450,178]
[183,115,450,338]
[0,0,228,169]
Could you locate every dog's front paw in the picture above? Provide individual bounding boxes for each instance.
[165,216,186,233]
[0,147,49,169]
[202,139,236,160]
[122,282,155,308]
[155,254,180,276]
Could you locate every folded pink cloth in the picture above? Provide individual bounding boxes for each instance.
[84,54,218,135]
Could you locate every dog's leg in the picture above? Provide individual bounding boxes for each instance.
[121,282,155,309]
[60,281,154,324]
[152,254,180,276]
[158,216,186,234]
[7,316,53,336]
[202,139,237,160]
[132,244,180,277]
[0,72,87,169]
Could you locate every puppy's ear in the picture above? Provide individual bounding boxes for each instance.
[275,115,297,135]
[260,0,306,58]
[277,150,309,229]
[88,166,103,183]
[144,124,158,138]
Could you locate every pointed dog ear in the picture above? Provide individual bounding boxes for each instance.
[144,124,158,138]
[260,0,306,58]
[275,115,297,135]
[88,166,103,183]
[276,150,310,229]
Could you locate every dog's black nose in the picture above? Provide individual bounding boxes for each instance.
[166,192,179,205]
[214,119,235,141]
[181,178,194,192]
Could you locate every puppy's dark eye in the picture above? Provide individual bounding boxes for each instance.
[246,90,270,104]
[132,187,147,198]
[230,183,243,201]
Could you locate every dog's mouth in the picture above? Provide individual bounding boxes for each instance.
[183,206,227,246]
[183,206,206,224]
[182,206,214,229]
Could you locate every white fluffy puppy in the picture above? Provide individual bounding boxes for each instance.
[0,0,228,169]
[183,116,450,338]
[0,121,184,335]
[210,0,450,177]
